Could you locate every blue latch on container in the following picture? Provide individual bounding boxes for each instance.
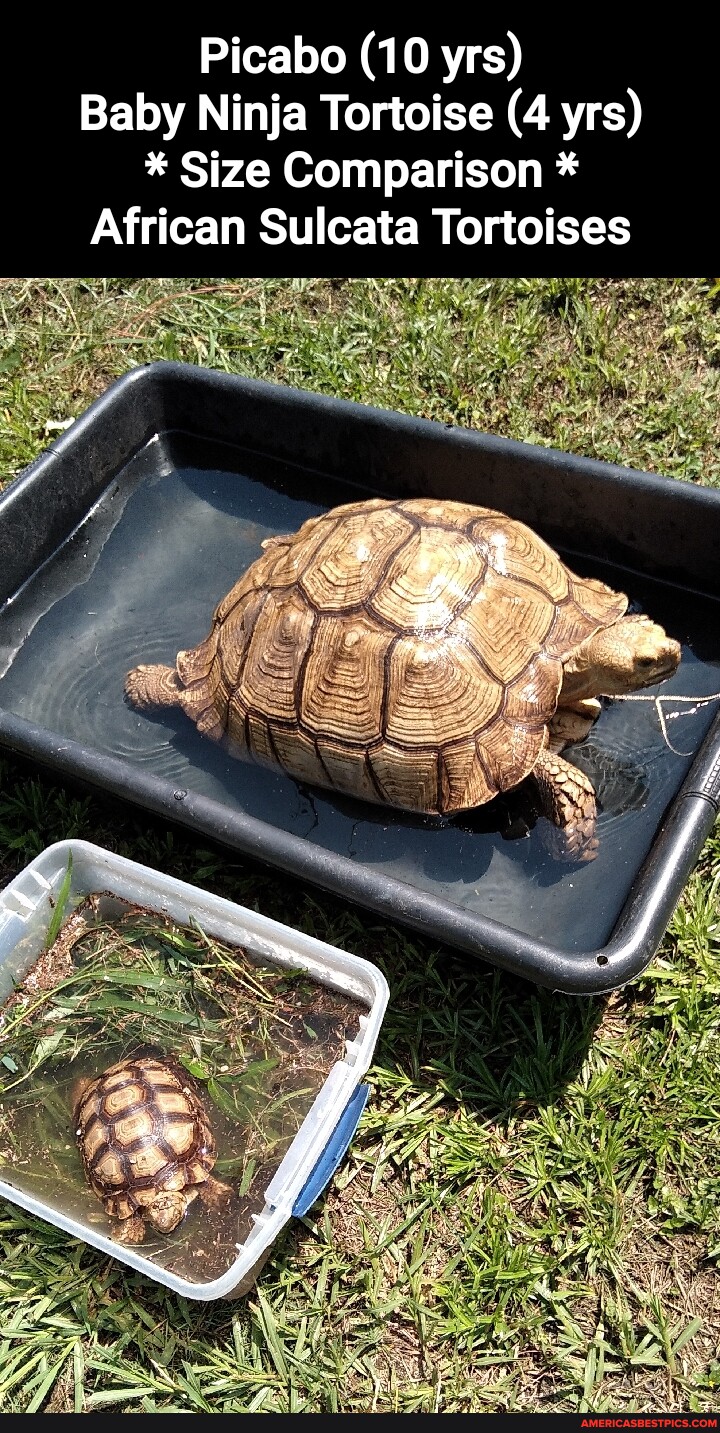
[292,1084,370,1217]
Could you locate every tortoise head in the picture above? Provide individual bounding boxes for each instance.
[147,1189,189,1234]
[568,614,681,698]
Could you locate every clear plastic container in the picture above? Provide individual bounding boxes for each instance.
[0,840,388,1299]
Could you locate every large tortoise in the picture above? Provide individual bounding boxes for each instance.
[125,497,681,861]
[74,1054,231,1244]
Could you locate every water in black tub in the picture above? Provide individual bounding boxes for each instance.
[0,433,717,954]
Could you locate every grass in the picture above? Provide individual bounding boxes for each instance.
[0,277,718,1413]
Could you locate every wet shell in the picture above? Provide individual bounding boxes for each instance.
[74,1055,216,1222]
[158,497,627,815]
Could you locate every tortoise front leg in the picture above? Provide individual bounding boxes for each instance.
[531,747,599,863]
[548,698,602,753]
[198,1175,234,1211]
[111,1213,146,1245]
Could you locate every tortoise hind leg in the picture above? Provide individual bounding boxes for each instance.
[531,747,599,863]
[126,661,228,745]
[125,663,184,712]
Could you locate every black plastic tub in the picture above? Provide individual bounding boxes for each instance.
[0,362,718,994]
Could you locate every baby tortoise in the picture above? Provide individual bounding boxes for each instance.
[74,1054,231,1244]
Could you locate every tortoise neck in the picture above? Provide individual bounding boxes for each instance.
[559,633,604,701]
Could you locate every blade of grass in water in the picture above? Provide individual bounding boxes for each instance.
[44,854,73,949]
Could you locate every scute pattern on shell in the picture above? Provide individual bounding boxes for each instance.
[75,1055,216,1221]
[156,498,630,817]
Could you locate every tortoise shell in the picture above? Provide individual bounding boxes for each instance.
[74,1055,216,1224]
[127,497,629,816]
